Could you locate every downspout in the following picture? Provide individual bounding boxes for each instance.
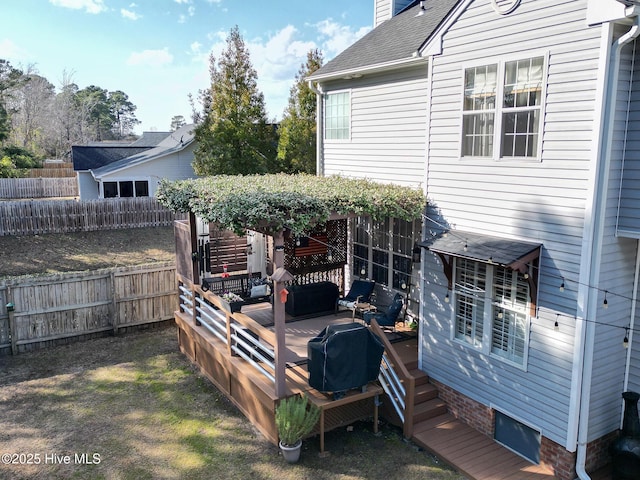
[575,10,640,480]
[308,80,324,176]
[623,240,640,392]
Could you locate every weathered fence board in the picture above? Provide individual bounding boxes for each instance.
[0,178,78,199]
[0,262,178,355]
[0,197,185,236]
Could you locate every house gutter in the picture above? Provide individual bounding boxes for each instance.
[307,80,324,176]
[623,240,640,392]
[574,9,640,480]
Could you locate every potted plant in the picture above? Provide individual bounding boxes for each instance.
[219,291,244,313]
[275,394,320,463]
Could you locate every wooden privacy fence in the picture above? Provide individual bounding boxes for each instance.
[0,177,78,199]
[0,262,178,355]
[0,197,185,236]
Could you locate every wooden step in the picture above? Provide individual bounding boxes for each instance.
[405,360,418,371]
[414,382,439,404]
[412,397,448,423]
[409,368,430,386]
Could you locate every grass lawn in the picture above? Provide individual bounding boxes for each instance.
[0,326,465,480]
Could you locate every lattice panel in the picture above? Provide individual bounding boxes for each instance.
[284,219,347,275]
[320,398,377,432]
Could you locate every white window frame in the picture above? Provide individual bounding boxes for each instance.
[451,257,531,369]
[460,52,547,162]
[324,90,351,141]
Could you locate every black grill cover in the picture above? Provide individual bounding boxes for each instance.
[307,323,384,393]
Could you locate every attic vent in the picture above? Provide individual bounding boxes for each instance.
[491,0,521,15]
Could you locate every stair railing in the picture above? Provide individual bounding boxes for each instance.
[370,319,416,439]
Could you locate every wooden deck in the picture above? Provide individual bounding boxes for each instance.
[176,298,612,480]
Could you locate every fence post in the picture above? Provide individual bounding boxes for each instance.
[7,286,17,355]
[110,271,119,335]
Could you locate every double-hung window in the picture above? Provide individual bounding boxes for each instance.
[462,56,544,160]
[453,258,530,367]
[324,91,350,140]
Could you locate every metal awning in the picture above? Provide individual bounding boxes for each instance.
[418,231,541,273]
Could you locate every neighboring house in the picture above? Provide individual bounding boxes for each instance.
[72,124,197,199]
[308,0,640,478]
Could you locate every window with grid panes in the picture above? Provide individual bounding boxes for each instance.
[462,56,543,160]
[324,91,350,140]
[352,216,419,290]
[452,258,530,367]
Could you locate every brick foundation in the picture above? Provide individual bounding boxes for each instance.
[430,379,615,480]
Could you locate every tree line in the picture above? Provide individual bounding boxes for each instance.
[0,24,323,178]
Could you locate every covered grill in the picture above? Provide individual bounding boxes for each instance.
[307,323,384,398]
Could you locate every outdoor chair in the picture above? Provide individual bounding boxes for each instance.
[362,293,404,331]
[336,279,376,315]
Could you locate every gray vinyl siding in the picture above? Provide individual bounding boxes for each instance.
[374,0,414,26]
[589,38,640,438]
[374,0,391,27]
[99,143,196,197]
[322,65,428,188]
[422,0,603,448]
[617,39,640,238]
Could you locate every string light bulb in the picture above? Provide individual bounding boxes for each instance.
[559,279,565,292]
[463,241,468,252]
[554,314,560,332]
[360,267,366,276]
[603,291,608,309]
[623,328,630,349]
[444,292,450,303]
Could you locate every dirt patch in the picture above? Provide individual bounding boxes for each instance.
[0,227,176,279]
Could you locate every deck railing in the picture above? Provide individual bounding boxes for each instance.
[177,275,276,387]
[370,319,416,438]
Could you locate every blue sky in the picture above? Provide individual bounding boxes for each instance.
[1,0,372,133]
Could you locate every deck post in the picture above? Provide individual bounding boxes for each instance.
[272,230,287,398]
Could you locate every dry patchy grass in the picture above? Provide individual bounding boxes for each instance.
[0,227,176,279]
[0,327,465,480]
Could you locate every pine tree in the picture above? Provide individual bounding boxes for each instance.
[193,26,277,176]
[276,49,323,174]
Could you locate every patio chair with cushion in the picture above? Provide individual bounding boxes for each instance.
[362,293,404,331]
[336,279,376,315]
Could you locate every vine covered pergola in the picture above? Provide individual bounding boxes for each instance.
[156,173,426,237]
[158,173,427,397]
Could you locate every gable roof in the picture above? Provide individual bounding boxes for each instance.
[308,0,460,81]
[129,131,172,147]
[91,124,195,178]
[72,146,150,171]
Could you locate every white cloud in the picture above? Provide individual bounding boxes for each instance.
[174,0,190,4]
[193,19,369,121]
[314,19,370,59]
[126,48,174,68]
[121,8,141,20]
[49,0,107,14]
[0,39,28,62]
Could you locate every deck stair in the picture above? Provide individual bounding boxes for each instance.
[386,339,557,480]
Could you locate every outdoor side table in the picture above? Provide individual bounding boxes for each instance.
[306,383,383,453]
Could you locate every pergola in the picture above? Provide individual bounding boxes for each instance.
[158,173,426,396]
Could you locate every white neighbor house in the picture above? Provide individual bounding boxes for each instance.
[308,1,640,478]
[72,124,197,200]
